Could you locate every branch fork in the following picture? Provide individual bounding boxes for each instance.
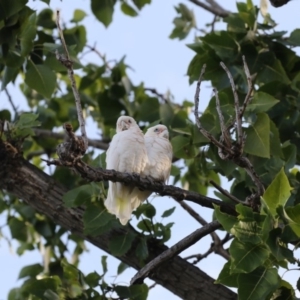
[194,56,265,207]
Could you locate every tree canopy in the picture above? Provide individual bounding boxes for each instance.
[1,0,300,299]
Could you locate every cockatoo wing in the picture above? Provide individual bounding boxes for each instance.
[105,122,147,225]
[144,135,172,181]
[135,125,173,204]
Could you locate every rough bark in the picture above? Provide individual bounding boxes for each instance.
[0,141,236,300]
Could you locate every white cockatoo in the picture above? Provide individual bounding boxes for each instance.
[105,116,148,225]
[131,124,173,209]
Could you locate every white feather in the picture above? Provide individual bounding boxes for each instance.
[104,116,148,225]
[134,125,173,206]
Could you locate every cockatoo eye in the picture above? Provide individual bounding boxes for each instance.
[154,128,159,132]
[128,119,132,123]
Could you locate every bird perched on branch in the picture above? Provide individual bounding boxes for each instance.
[104,116,148,225]
[132,125,173,208]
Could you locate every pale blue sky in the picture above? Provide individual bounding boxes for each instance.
[1,0,300,299]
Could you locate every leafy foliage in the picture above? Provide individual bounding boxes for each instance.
[1,0,300,299]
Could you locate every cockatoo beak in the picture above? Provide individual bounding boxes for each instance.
[161,128,169,139]
[120,120,128,131]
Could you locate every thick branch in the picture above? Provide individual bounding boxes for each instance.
[131,221,221,284]
[63,159,237,216]
[0,141,237,300]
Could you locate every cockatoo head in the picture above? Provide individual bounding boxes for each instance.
[116,116,137,132]
[145,125,169,139]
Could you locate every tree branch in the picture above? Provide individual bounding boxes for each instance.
[43,156,237,216]
[188,0,230,18]
[0,140,237,300]
[56,11,88,151]
[194,60,265,207]
[130,220,221,285]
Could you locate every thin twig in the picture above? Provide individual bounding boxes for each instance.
[130,221,221,284]
[4,88,18,117]
[55,11,88,151]
[210,180,244,204]
[177,200,230,260]
[213,88,231,147]
[85,44,112,70]
[239,56,254,118]
[184,233,231,263]
[194,65,231,151]
[176,200,221,242]
[220,62,243,149]
[144,88,168,103]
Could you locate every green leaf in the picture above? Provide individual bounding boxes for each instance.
[0,0,28,20]
[169,4,195,40]
[8,288,22,300]
[63,25,87,53]
[63,184,97,207]
[201,31,238,59]
[247,92,279,113]
[1,66,19,90]
[21,277,61,298]
[289,29,300,46]
[19,10,36,57]
[71,9,87,22]
[135,237,149,260]
[9,218,27,242]
[235,204,254,221]
[108,232,136,256]
[101,256,108,274]
[231,220,265,244]
[25,61,56,99]
[132,0,151,10]
[244,113,270,158]
[121,2,138,16]
[161,206,176,218]
[85,271,101,288]
[91,0,116,27]
[18,264,43,279]
[171,135,194,159]
[262,168,291,216]
[213,205,237,232]
[117,262,129,275]
[238,267,280,300]
[15,113,40,130]
[37,9,56,29]
[61,259,83,295]
[267,228,295,263]
[269,120,283,157]
[115,284,148,300]
[283,204,300,237]
[257,58,291,85]
[285,203,300,223]
[138,97,160,122]
[83,204,115,235]
[229,239,269,273]
[134,203,156,219]
[215,261,238,287]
